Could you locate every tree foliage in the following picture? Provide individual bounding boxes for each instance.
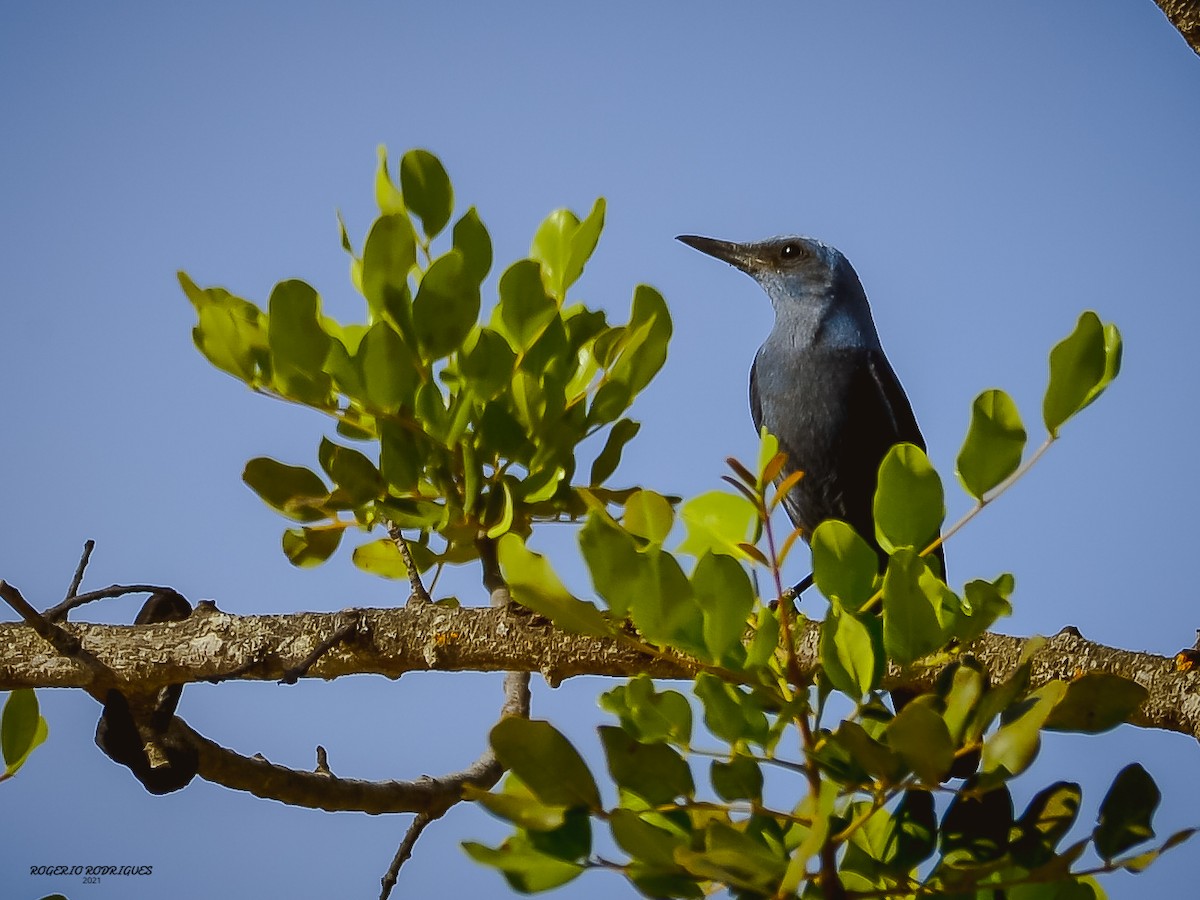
[6,147,1184,898]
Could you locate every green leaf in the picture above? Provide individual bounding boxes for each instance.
[378,420,425,493]
[1043,311,1115,436]
[599,725,694,805]
[498,534,611,636]
[494,259,558,352]
[181,273,270,385]
[710,756,763,803]
[399,148,453,239]
[886,697,955,784]
[692,552,755,665]
[609,284,672,395]
[589,419,640,485]
[282,526,343,568]
[676,820,786,894]
[940,661,987,744]
[466,779,568,832]
[956,388,1027,500]
[623,490,674,544]
[463,833,583,893]
[413,249,479,360]
[578,512,644,619]
[811,520,879,607]
[599,675,693,745]
[242,458,329,522]
[610,808,689,869]
[830,721,905,784]
[1045,673,1147,734]
[3,690,48,775]
[526,808,592,863]
[981,680,1067,781]
[530,199,605,300]
[483,479,514,540]
[355,321,420,413]
[1094,763,1159,860]
[956,577,1014,644]
[627,548,706,656]
[351,538,412,579]
[565,198,605,295]
[745,606,780,671]
[585,380,631,428]
[881,549,943,665]
[693,673,768,746]
[374,145,405,214]
[821,602,881,700]
[459,327,518,401]
[453,206,493,284]
[490,718,601,810]
[1011,781,1082,868]
[361,214,417,318]
[318,437,383,505]
[873,443,945,555]
[677,490,758,560]
[267,279,332,402]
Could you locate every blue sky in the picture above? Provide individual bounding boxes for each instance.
[2,3,1199,897]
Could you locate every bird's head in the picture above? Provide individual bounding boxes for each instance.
[676,233,880,350]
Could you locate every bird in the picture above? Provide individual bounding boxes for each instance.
[676,233,944,592]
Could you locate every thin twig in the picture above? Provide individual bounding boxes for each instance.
[43,583,177,623]
[387,523,431,603]
[0,580,110,679]
[380,812,437,900]
[279,613,363,684]
[60,539,95,609]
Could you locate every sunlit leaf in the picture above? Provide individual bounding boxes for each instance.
[1043,311,1115,436]
[956,388,1026,500]
[3,689,48,775]
[874,443,944,555]
[821,602,881,700]
[498,534,611,636]
[811,520,878,607]
[400,148,453,239]
[281,525,344,567]
[677,491,757,560]
[491,718,601,810]
[413,249,479,360]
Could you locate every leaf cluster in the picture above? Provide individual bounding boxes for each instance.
[184,147,672,575]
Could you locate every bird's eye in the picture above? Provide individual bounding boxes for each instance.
[780,242,805,261]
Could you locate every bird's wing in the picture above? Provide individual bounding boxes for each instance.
[863,350,926,450]
[749,354,764,434]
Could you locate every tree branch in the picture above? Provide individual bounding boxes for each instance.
[3,599,1198,739]
[1154,0,1200,55]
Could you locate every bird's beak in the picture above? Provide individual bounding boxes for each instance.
[676,235,757,274]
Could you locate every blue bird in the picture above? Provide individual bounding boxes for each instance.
[677,233,944,590]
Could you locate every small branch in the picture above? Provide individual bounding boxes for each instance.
[388,523,431,604]
[1154,0,1200,56]
[60,539,96,610]
[279,612,363,684]
[475,533,511,608]
[380,812,436,900]
[43,583,178,623]
[0,580,110,682]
